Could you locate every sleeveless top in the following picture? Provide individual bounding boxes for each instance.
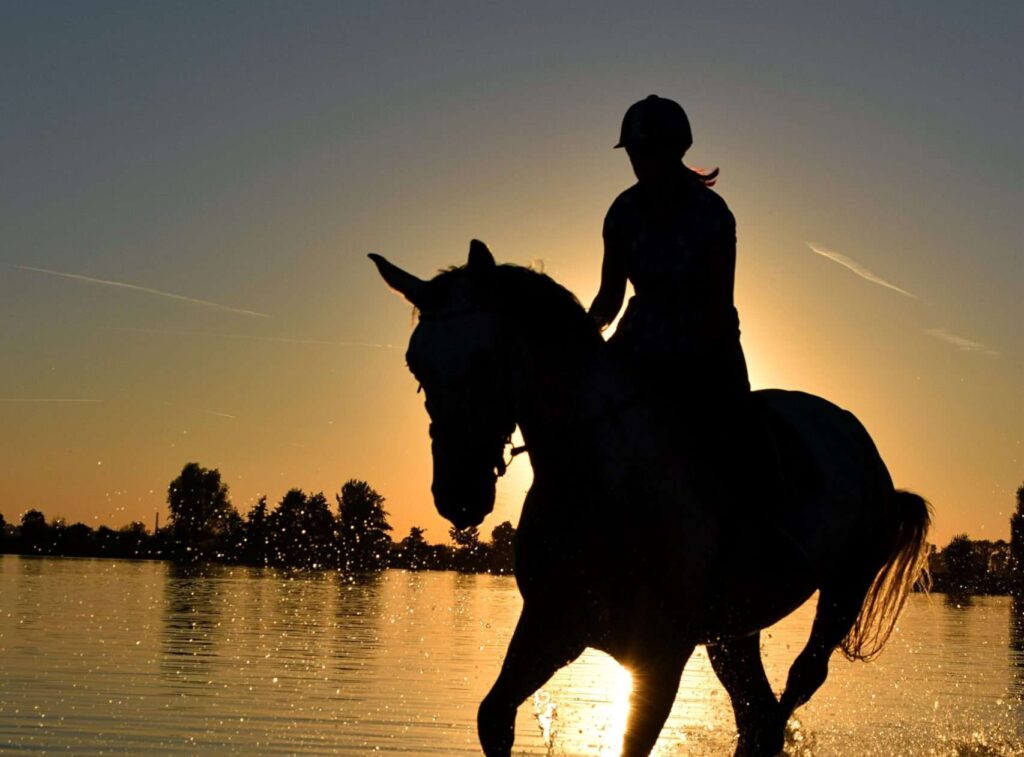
[603,173,742,363]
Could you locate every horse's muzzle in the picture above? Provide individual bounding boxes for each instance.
[430,434,501,528]
[432,472,496,529]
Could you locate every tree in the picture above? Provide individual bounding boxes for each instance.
[20,509,49,553]
[1012,483,1024,596]
[395,526,431,570]
[337,480,393,571]
[450,525,487,572]
[0,512,6,546]
[450,525,480,549]
[935,534,1003,595]
[55,522,93,556]
[118,522,150,558]
[167,462,235,560]
[94,525,118,554]
[267,489,337,568]
[489,521,516,574]
[940,535,977,594]
[243,496,271,566]
[217,509,246,562]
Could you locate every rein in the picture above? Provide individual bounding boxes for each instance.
[497,435,529,476]
[496,391,644,477]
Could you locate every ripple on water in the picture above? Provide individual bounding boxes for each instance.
[0,557,1021,755]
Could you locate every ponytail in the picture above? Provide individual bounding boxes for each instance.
[688,165,720,187]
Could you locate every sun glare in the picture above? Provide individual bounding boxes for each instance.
[606,661,634,755]
[531,650,637,756]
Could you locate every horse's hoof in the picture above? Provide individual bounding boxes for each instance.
[734,711,786,757]
[734,735,784,757]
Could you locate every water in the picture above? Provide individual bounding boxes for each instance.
[0,556,1020,756]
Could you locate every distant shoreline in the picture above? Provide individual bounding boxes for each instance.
[1,550,1018,598]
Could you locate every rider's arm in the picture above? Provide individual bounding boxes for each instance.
[588,211,628,332]
[710,202,737,307]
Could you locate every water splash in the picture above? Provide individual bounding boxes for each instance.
[939,731,1024,756]
[532,689,558,746]
[782,717,819,756]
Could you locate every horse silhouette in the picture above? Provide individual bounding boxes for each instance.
[370,240,930,756]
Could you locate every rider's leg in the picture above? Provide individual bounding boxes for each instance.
[707,633,785,757]
[478,605,586,757]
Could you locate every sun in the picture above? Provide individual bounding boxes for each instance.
[605,662,634,755]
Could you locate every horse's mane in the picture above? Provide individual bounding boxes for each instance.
[425,263,604,356]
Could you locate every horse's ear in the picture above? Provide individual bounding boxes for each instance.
[368,253,425,307]
[467,239,496,271]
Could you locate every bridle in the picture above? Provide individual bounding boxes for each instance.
[416,306,521,478]
[415,304,638,478]
[498,434,529,477]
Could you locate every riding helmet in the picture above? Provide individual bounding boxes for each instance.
[615,95,693,153]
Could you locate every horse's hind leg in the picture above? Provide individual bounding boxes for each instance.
[478,605,585,757]
[779,578,871,720]
[708,633,784,757]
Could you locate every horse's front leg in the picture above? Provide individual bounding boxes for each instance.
[620,643,693,757]
[478,604,586,757]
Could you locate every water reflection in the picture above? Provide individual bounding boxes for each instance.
[1011,595,1023,702]
[16,554,46,577]
[332,571,383,683]
[943,590,974,608]
[1011,595,1023,653]
[161,562,227,685]
[13,556,47,637]
[1,557,1022,755]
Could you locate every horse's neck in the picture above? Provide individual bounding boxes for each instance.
[512,340,629,477]
[512,334,713,572]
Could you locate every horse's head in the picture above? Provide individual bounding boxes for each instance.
[370,241,516,529]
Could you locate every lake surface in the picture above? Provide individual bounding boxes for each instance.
[0,556,1021,756]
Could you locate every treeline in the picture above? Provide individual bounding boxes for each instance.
[0,462,515,575]
[927,535,1016,596]
[927,483,1024,597]
[4,470,1022,593]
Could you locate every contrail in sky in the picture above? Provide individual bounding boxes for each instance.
[157,400,236,419]
[14,265,269,318]
[0,396,238,416]
[807,244,916,298]
[0,398,103,403]
[106,326,401,349]
[924,328,999,356]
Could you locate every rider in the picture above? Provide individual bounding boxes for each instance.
[589,95,750,448]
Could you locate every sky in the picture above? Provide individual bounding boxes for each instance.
[1,1,1020,546]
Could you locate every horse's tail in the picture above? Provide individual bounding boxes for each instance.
[841,489,932,662]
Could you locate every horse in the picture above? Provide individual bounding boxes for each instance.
[370,240,930,756]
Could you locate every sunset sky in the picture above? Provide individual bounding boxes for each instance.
[2,1,1020,547]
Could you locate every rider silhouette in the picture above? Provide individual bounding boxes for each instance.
[589,95,751,478]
